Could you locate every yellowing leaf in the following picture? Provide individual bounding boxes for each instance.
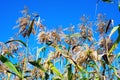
[48,62,63,78]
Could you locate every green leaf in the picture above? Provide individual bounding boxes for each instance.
[24,75,31,78]
[5,40,27,47]
[109,26,119,38]
[115,52,120,59]
[7,72,11,80]
[46,40,53,46]
[102,0,112,3]
[44,72,49,80]
[109,25,120,53]
[102,54,109,64]
[48,62,63,78]
[66,33,81,38]
[64,55,86,73]
[52,77,61,80]
[118,25,120,34]
[109,33,120,53]
[27,19,35,37]
[36,46,46,60]
[106,20,112,33]
[53,44,88,75]
[118,3,120,12]
[109,65,120,79]
[0,55,22,78]
[4,51,13,58]
[54,44,87,73]
[67,64,72,80]
[29,60,45,71]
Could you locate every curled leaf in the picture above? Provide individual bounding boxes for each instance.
[109,26,119,38]
[5,40,27,47]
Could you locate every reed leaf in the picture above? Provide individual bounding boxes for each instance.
[109,65,120,79]
[27,19,35,37]
[109,33,120,53]
[119,2,120,12]
[109,25,120,53]
[116,52,120,59]
[0,55,22,78]
[102,0,112,3]
[5,40,27,47]
[67,64,72,80]
[36,46,46,60]
[109,26,119,38]
[48,62,63,78]
[29,60,45,72]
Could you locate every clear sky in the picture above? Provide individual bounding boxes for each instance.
[0,1,120,79]
[0,0,120,42]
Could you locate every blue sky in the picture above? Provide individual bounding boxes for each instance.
[0,0,120,42]
[0,1,120,79]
